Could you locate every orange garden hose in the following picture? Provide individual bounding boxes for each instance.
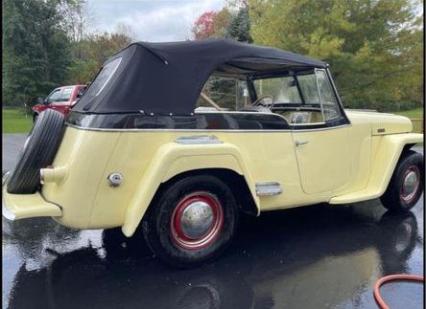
[374,274,424,309]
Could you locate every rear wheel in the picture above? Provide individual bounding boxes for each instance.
[143,175,238,268]
[381,150,424,212]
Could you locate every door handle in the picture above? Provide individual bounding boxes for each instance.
[295,140,309,147]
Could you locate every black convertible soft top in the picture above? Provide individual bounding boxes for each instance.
[74,39,327,115]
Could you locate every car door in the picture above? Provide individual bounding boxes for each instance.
[291,69,351,194]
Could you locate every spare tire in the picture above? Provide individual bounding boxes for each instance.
[7,109,65,194]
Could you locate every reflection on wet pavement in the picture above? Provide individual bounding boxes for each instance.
[3,198,424,309]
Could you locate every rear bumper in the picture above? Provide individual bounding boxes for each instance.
[2,174,62,221]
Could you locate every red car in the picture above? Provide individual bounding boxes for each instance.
[32,85,86,122]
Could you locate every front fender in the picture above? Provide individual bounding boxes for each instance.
[370,133,423,192]
[330,133,423,204]
[121,141,259,237]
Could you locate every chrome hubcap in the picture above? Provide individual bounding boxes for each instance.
[401,167,420,202]
[170,192,224,250]
[403,171,418,195]
[180,201,214,239]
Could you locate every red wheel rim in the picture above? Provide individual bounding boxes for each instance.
[400,165,420,204]
[170,192,224,250]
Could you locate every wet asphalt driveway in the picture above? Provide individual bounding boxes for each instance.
[2,134,424,309]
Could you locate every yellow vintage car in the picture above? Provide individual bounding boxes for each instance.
[3,39,424,267]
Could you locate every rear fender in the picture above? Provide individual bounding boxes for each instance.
[121,141,259,237]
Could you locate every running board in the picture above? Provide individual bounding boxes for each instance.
[256,182,282,196]
[329,189,382,204]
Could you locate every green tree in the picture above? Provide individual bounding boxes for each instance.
[192,1,253,107]
[227,6,252,42]
[66,30,133,84]
[192,2,252,43]
[249,0,423,111]
[2,0,72,106]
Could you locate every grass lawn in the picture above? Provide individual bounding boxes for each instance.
[1,107,424,134]
[394,107,423,119]
[2,108,33,133]
[394,108,424,133]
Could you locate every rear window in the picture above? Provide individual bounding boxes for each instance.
[83,57,122,99]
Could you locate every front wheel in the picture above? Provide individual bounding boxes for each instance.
[381,150,424,212]
[142,175,239,268]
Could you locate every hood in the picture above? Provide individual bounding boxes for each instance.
[345,110,412,135]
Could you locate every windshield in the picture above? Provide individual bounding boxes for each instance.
[254,76,302,104]
[252,70,344,124]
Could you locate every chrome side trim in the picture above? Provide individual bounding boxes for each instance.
[256,182,283,196]
[66,123,351,133]
[292,121,326,126]
[175,135,223,145]
[345,109,378,112]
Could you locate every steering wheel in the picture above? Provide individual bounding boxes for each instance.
[252,95,274,107]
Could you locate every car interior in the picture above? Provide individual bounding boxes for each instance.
[195,68,343,127]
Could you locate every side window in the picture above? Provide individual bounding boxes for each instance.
[252,74,325,125]
[314,69,343,122]
[196,75,249,111]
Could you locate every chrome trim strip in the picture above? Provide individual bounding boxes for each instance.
[175,135,223,144]
[66,123,351,133]
[256,182,283,196]
[346,109,378,112]
[292,121,326,126]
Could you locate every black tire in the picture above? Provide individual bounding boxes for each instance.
[380,150,424,212]
[7,109,65,194]
[33,113,38,123]
[142,175,239,268]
